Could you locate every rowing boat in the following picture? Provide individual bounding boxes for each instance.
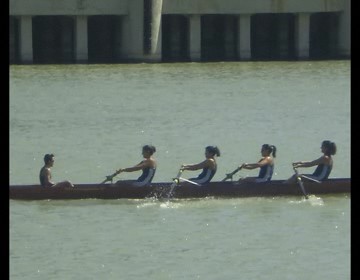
[9,178,350,200]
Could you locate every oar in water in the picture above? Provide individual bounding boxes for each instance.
[221,166,242,181]
[100,171,119,184]
[293,167,309,199]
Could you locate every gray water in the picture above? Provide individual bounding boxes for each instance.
[10,61,350,279]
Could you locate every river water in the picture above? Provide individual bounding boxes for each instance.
[10,61,350,279]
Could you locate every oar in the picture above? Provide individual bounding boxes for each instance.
[221,166,242,181]
[178,177,201,186]
[100,171,119,184]
[169,168,184,193]
[176,166,202,186]
[300,175,321,184]
[172,168,184,185]
[293,167,309,199]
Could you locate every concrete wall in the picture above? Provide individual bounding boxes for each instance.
[161,0,345,14]
[338,0,351,57]
[10,0,128,15]
[10,0,346,16]
[9,0,350,63]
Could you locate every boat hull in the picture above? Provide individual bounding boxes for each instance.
[9,178,351,200]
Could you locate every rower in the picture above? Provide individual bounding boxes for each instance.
[113,145,157,187]
[284,140,336,183]
[181,146,220,185]
[237,144,277,183]
[39,153,74,188]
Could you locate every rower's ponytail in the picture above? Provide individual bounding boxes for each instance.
[262,144,277,158]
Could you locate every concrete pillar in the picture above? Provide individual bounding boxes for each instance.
[189,15,201,62]
[114,17,123,61]
[338,0,350,57]
[149,0,162,61]
[238,14,251,60]
[122,0,144,61]
[75,16,88,63]
[121,15,130,58]
[9,17,17,63]
[295,13,310,59]
[19,16,33,63]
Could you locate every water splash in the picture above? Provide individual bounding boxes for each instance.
[289,195,324,206]
[307,194,324,206]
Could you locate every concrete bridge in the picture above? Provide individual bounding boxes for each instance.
[9,0,350,64]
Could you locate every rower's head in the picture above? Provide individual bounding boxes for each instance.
[142,145,156,157]
[261,144,276,157]
[205,146,220,158]
[321,140,336,156]
[44,154,55,166]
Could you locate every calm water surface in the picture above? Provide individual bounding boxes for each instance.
[10,61,350,279]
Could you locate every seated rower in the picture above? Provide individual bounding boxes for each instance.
[285,140,336,183]
[181,146,220,185]
[114,145,157,187]
[238,144,277,183]
[39,154,74,188]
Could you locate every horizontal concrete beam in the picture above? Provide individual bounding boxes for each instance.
[10,0,347,16]
[10,0,128,16]
[162,0,345,14]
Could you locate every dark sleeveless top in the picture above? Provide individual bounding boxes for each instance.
[312,164,332,180]
[136,166,156,186]
[258,164,274,181]
[190,167,217,184]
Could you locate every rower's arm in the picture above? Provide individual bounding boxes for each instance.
[182,159,212,171]
[293,156,325,168]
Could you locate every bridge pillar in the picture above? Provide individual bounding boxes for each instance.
[149,0,162,60]
[75,16,88,63]
[238,14,251,60]
[19,16,33,63]
[189,15,201,61]
[295,13,310,59]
